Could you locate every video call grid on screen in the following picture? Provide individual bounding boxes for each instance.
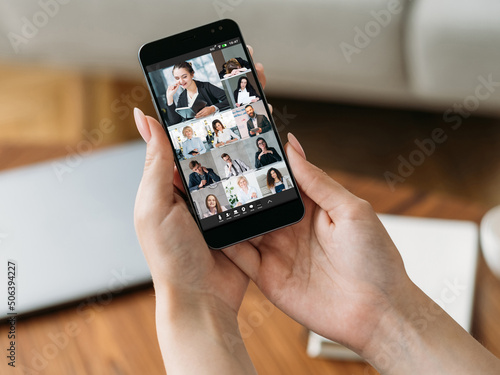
[146,41,297,225]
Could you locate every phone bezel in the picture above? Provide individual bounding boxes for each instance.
[138,19,304,249]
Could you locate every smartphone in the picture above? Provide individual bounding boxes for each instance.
[138,19,304,249]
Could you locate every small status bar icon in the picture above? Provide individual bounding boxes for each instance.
[222,43,227,48]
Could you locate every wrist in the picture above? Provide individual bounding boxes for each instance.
[360,280,444,374]
[155,286,245,360]
[154,285,256,374]
[361,278,500,375]
[154,282,239,326]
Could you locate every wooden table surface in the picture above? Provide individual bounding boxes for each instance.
[1,144,500,375]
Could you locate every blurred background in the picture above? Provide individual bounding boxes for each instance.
[2,0,500,374]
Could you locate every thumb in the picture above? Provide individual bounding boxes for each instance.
[285,136,359,219]
[134,108,175,220]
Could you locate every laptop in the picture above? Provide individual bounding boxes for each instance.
[0,141,151,319]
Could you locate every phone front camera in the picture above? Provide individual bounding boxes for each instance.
[219,26,223,30]
[211,29,215,33]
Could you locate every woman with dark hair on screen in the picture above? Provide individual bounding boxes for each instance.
[165,61,229,125]
[212,119,239,147]
[254,137,282,168]
[233,76,260,107]
[203,194,227,218]
[266,168,293,194]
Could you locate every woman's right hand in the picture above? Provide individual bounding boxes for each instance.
[223,134,411,359]
[166,84,180,104]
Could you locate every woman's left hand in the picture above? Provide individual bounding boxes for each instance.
[195,106,216,118]
[133,109,248,316]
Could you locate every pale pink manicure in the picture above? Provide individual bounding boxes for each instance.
[134,107,151,143]
[287,132,306,159]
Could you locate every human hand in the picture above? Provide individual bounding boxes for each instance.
[199,180,207,188]
[223,133,410,356]
[166,84,179,104]
[230,69,243,77]
[133,108,256,373]
[195,105,216,118]
[133,108,248,315]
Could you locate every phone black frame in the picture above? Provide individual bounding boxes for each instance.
[138,19,304,249]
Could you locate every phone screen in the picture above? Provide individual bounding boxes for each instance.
[140,20,303,248]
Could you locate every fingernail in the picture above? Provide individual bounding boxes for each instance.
[287,132,306,159]
[134,107,151,143]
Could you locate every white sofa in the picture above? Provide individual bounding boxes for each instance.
[1,0,499,117]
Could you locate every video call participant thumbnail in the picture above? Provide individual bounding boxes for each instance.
[218,57,250,79]
[221,153,249,178]
[233,76,260,107]
[166,61,229,125]
[188,160,221,192]
[204,194,227,218]
[235,176,262,206]
[255,137,282,168]
[212,119,240,148]
[245,104,271,137]
[181,125,206,159]
[266,167,292,194]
